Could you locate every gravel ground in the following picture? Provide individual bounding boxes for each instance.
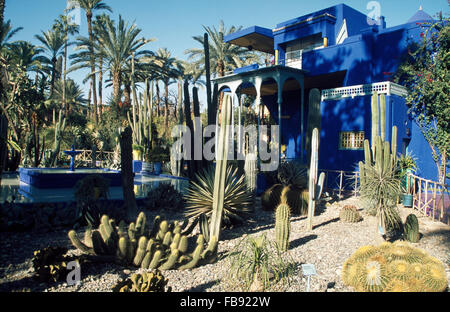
[0,196,449,292]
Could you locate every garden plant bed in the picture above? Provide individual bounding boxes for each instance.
[0,196,449,292]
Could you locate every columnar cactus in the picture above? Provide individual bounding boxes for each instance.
[275,203,291,251]
[307,128,325,231]
[404,214,420,243]
[244,152,257,194]
[208,93,232,243]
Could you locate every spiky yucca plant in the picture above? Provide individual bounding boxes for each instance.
[359,151,403,237]
[184,164,254,227]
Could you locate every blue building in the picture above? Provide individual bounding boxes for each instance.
[213,3,447,184]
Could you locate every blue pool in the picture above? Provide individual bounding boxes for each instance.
[1,172,189,204]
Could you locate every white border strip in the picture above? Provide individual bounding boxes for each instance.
[321,81,408,101]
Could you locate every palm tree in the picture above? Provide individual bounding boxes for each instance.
[0,0,5,29]
[52,78,87,113]
[155,48,181,130]
[185,20,260,78]
[0,20,23,50]
[72,0,112,124]
[35,29,65,98]
[95,15,154,106]
[93,13,112,119]
[53,14,79,115]
[7,41,45,80]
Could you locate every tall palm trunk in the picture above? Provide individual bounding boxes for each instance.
[113,70,121,104]
[98,56,103,120]
[62,34,68,115]
[86,11,98,125]
[0,0,5,31]
[123,83,131,106]
[50,56,57,98]
[164,79,169,131]
[155,81,161,117]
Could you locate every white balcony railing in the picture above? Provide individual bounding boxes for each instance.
[285,50,303,69]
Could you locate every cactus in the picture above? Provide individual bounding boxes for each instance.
[339,205,362,223]
[274,203,291,252]
[403,214,420,243]
[307,128,325,231]
[128,55,153,157]
[306,89,321,163]
[113,270,170,292]
[208,93,232,243]
[47,110,66,167]
[244,152,258,194]
[342,241,448,292]
[261,184,284,211]
[68,213,217,271]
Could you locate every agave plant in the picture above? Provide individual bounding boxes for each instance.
[277,161,308,188]
[360,158,403,238]
[184,164,254,228]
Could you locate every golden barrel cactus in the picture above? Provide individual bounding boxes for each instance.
[342,241,448,292]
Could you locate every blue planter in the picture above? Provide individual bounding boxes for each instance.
[402,194,413,208]
[153,162,162,175]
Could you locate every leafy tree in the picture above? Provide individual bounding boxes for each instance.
[35,29,65,97]
[53,14,79,115]
[0,19,22,50]
[155,48,181,130]
[395,15,450,184]
[185,20,261,78]
[71,0,112,125]
[94,15,154,106]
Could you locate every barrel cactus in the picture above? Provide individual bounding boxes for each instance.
[342,241,447,292]
[275,203,291,252]
[339,205,362,223]
[403,214,420,243]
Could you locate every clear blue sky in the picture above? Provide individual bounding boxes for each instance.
[4,0,449,107]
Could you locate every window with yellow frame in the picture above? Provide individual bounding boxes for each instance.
[339,131,365,150]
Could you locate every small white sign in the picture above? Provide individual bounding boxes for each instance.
[301,264,317,276]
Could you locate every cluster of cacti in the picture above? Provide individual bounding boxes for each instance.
[307,128,326,231]
[342,241,448,292]
[339,205,362,223]
[32,246,80,283]
[68,212,219,270]
[359,92,402,236]
[127,54,154,160]
[275,203,291,251]
[112,270,171,292]
[261,162,310,215]
[46,110,66,167]
[403,214,420,243]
